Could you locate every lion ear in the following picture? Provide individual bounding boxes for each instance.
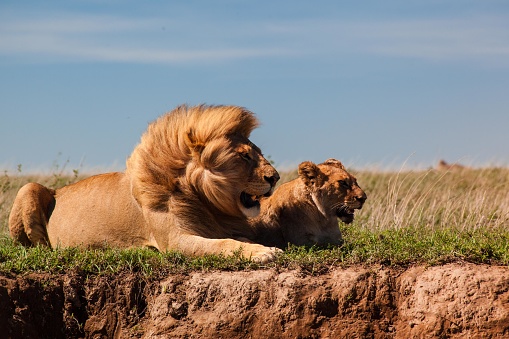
[185,128,206,155]
[298,161,324,187]
[323,158,345,170]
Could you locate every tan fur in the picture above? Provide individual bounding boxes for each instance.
[8,183,55,247]
[250,159,367,248]
[9,105,281,263]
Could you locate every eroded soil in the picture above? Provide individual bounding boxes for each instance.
[1,263,508,338]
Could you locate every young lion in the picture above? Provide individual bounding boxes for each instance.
[250,159,366,249]
[9,105,281,263]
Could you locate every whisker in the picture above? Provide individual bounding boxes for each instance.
[329,203,340,211]
[330,202,343,209]
[331,203,347,213]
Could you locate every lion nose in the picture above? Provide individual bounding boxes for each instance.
[264,173,280,187]
[356,194,367,204]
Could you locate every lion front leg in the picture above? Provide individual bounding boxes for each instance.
[174,234,282,264]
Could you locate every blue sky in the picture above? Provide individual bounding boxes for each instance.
[1,0,508,173]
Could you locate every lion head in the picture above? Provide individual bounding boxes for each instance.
[299,158,367,225]
[126,104,279,219]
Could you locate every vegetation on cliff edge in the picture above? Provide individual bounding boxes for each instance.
[1,163,507,276]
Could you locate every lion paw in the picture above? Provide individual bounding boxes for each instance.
[250,246,283,264]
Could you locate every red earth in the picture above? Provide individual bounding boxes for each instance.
[1,263,508,338]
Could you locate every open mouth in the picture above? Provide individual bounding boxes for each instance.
[240,192,261,209]
[240,189,273,209]
[336,205,355,224]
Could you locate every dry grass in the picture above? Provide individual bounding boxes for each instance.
[354,167,509,232]
[0,163,508,272]
[1,164,508,235]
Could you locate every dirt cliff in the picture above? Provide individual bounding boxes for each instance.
[1,263,508,338]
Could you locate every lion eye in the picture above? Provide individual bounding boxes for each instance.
[240,152,252,161]
[338,180,350,189]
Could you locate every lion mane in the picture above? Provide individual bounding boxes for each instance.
[9,104,281,263]
[250,158,367,248]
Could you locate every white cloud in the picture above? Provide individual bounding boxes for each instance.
[1,15,154,33]
[0,13,290,63]
[263,16,509,65]
[345,17,509,61]
[0,34,287,63]
[1,11,508,65]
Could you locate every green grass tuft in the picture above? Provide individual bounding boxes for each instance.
[0,224,507,277]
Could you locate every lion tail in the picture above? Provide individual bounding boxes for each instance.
[8,183,55,247]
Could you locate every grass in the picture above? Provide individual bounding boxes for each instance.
[0,163,508,276]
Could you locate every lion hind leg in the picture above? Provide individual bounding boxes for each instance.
[8,183,55,247]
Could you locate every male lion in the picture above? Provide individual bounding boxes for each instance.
[250,159,366,248]
[9,105,281,263]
